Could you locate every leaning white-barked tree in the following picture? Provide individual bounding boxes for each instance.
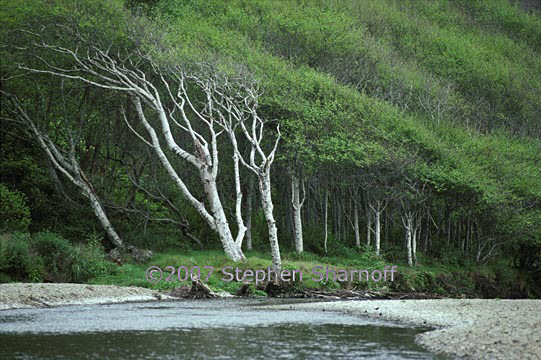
[201,75,283,270]
[1,91,125,250]
[20,24,283,266]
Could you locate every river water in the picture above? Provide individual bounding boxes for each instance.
[0,299,444,359]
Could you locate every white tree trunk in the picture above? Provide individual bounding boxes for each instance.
[336,195,341,240]
[132,98,245,262]
[366,210,372,246]
[259,171,281,270]
[476,226,482,262]
[86,187,123,248]
[231,140,247,251]
[18,34,261,263]
[222,83,283,269]
[291,174,304,254]
[374,202,382,255]
[353,197,360,248]
[412,224,418,266]
[201,167,245,261]
[403,212,414,267]
[406,226,413,266]
[244,175,255,251]
[8,97,124,249]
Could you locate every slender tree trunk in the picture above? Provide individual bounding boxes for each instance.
[465,217,471,255]
[412,222,418,266]
[366,210,372,246]
[353,195,360,248]
[291,174,304,254]
[424,208,430,253]
[230,144,247,253]
[331,190,337,239]
[323,187,329,256]
[476,223,482,262]
[374,201,382,256]
[33,122,122,244]
[6,93,127,249]
[436,206,442,241]
[87,189,123,248]
[336,191,341,241]
[201,167,245,261]
[404,213,413,266]
[244,174,255,251]
[384,208,390,247]
[259,171,281,270]
[45,159,76,205]
[131,98,245,261]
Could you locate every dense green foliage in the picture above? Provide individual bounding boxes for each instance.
[0,232,114,283]
[0,0,540,295]
[0,184,31,232]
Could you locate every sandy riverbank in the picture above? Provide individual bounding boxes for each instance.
[263,299,541,359]
[0,283,168,310]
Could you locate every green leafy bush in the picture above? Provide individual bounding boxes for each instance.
[0,233,44,282]
[0,232,114,283]
[0,184,31,232]
[32,231,74,281]
[70,233,115,282]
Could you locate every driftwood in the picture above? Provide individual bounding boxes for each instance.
[262,279,297,297]
[273,288,443,300]
[287,289,382,300]
[237,281,255,297]
[165,277,217,299]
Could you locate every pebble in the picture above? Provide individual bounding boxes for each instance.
[265,299,541,360]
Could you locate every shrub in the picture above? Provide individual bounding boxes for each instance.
[0,184,31,232]
[0,233,44,282]
[31,231,80,282]
[70,233,115,282]
[0,231,114,283]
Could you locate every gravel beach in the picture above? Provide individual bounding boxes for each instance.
[264,299,541,359]
[0,283,166,310]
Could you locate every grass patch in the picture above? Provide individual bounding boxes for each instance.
[89,249,433,295]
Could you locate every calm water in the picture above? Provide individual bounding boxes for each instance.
[0,299,444,359]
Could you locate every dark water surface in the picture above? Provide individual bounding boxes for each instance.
[0,299,444,359]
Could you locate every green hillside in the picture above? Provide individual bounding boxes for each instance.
[0,0,540,296]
